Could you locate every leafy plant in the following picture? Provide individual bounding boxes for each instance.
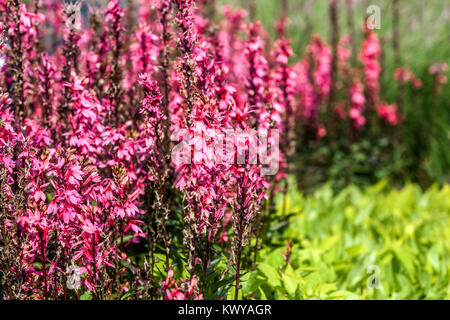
[242,180,450,300]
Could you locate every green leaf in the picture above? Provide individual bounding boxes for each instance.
[282,273,299,296]
[427,244,440,271]
[80,291,93,300]
[257,263,281,288]
[345,244,367,257]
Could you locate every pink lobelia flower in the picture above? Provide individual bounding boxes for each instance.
[376,104,399,126]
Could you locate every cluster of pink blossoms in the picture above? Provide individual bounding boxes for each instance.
[395,67,422,89]
[162,270,202,300]
[349,79,366,128]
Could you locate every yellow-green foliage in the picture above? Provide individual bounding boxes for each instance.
[242,180,450,300]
